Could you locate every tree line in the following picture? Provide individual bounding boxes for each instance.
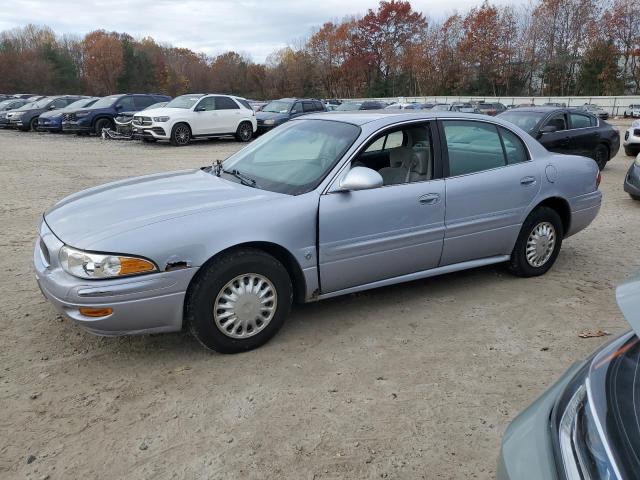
[1,0,638,100]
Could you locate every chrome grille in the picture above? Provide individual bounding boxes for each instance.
[133,116,152,126]
[63,112,77,122]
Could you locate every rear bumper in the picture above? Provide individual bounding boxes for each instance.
[566,190,601,237]
[34,220,195,335]
[624,162,640,197]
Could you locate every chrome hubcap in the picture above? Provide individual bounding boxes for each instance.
[240,124,251,140]
[526,221,556,268]
[213,273,277,339]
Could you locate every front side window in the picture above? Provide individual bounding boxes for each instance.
[443,120,505,176]
[215,96,239,110]
[195,97,216,111]
[570,113,592,129]
[291,102,303,113]
[353,123,433,186]
[116,96,136,111]
[544,113,567,131]
[165,95,203,109]
[222,119,360,195]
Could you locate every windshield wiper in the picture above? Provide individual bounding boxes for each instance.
[222,169,258,188]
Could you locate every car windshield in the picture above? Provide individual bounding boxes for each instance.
[0,100,13,108]
[336,102,362,111]
[16,101,38,111]
[165,95,202,109]
[88,95,121,109]
[498,111,547,134]
[262,100,294,113]
[221,119,360,195]
[144,102,168,110]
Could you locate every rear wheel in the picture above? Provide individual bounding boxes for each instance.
[235,121,253,142]
[170,123,191,146]
[593,144,609,170]
[94,118,113,136]
[186,249,292,353]
[507,207,563,277]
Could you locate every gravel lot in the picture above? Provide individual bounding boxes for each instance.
[1,125,638,479]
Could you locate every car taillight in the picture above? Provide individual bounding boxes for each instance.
[596,171,602,188]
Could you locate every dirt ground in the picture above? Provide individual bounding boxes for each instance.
[0,123,638,480]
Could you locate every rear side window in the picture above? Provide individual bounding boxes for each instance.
[303,101,315,113]
[570,113,592,129]
[443,120,506,176]
[499,127,528,165]
[314,101,325,111]
[236,98,252,110]
[215,96,239,110]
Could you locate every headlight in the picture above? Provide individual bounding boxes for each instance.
[59,246,157,279]
[153,116,170,122]
[75,111,89,117]
[263,119,275,125]
[12,112,24,118]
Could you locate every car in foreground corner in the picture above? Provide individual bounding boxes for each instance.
[624,154,640,201]
[498,107,620,170]
[34,111,602,353]
[132,94,256,145]
[498,272,640,480]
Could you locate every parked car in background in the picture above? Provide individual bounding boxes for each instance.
[0,98,30,128]
[543,102,566,107]
[114,101,168,135]
[9,95,86,131]
[498,107,619,169]
[132,94,255,145]
[334,100,386,111]
[623,119,640,156]
[625,154,640,200]
[62,93,171,135]
[384,102,423,110]
[37,97,100,132]
[623,104,640,118]
[580,103,609,119]
[431,103,452,111]
[248,100,267,112]
[35,111,601,353]
[477,102,506,116]
[256,98,325,133]
[498,272,640,480]
[451,103,480,113]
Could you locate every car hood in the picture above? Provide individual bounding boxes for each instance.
[44,169,284,249]
[617,273,640,335]
[256,111,289,121]
[39,109,63,119]
[137,107,178,117]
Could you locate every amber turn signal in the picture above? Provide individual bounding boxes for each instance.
[79,307,113,317]
[119,257,156,276]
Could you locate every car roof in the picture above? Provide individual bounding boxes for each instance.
[302,110,509,126]
[503,106,598,115]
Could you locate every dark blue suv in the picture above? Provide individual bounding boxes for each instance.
[62,93,171,135]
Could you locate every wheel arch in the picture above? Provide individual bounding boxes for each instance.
[531,196,571,237]
[91,115,115,128]
[172,121,192,134]
[186,241,307,305]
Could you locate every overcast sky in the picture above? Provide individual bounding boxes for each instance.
[0,0,526,62]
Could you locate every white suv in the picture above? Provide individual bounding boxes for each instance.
[133,94,257,145]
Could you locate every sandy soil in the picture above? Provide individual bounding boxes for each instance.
[0,125,638,480]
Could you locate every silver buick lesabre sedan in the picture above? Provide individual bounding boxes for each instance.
[34,111,602,353]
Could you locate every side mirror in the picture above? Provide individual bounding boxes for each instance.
[48,105,57,110]
[539,125,558,136]
[115,104,123,111]
[195,106,206,112]
[290,109,299,114]
[338,167,383,192]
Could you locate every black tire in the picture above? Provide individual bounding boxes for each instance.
[631,194,640,201]
[94,118,113,136]
[507,206,564,277]
[170,123,191,146]
[593,144,609,170]
[186,248,293,354]
[625,146,638,157]
[30,117,39,132]
[235,121,253,142]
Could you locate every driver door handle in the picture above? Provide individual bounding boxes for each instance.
[418,193,441,205]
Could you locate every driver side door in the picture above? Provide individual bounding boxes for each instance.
[318,122,445,294]
[538,112,573,155]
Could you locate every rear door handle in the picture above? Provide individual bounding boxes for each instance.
[418,193,441,205]
[520,176,537,186]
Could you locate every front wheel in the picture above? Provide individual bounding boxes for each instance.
[170,123,191,146]
[235,121,253,142]
[94,118,112,135]
[593,144,609,170]
[507,207,563,277]
[631,194,640,201]
[30,117,39,132]
[186,248,293,353]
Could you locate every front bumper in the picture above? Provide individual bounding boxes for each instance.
[257,123,277,134]
[131,125,168,140]
[624,161,640,197]
[34,220,195,335]
[38,118,62,131]
[62,119,91,132]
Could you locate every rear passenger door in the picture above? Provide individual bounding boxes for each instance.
[568,112,599,158]
[439,120,541,266]
[214,96,241,133]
